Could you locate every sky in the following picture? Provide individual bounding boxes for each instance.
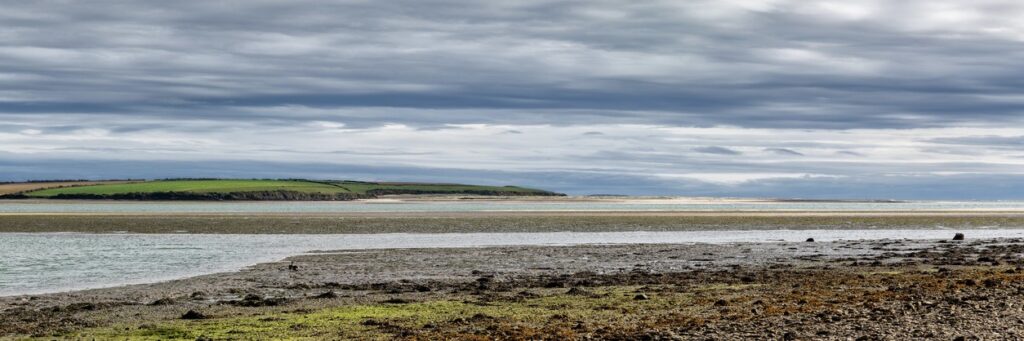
[2,0,1024,199]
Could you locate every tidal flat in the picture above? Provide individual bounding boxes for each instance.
[4,202,1024,340]
[3,211,1024,234]
[3,238,1024,340]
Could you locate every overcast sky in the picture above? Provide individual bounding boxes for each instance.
[3,0,1024,199]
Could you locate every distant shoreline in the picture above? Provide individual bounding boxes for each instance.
[0,179,565,201]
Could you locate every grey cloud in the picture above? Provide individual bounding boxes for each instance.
[763,148,804,156]
[928,135,1024,148]
[693,146,742,155]
[4,1,1024,199]
[836,151,865,157]
[2,1,1024,129]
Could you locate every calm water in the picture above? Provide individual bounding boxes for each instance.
[2,200,1024,213]
[4,229,1024,296]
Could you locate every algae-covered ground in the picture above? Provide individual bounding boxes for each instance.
[67,286,687,340]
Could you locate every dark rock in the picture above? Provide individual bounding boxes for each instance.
[221,294,288,307]
[566,287,594,296]
[953,233,965,241]
[805,238,815,242]
[634,294,649,300]
[714,299,729,306]
[181,310,207,320]
[147,298,175,306]
[313,291,338,299]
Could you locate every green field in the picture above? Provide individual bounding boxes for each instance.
[326,181,551,195]
[24,180,345,196]
[17,179,560,200]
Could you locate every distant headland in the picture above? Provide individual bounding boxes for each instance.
[0,179,565,201]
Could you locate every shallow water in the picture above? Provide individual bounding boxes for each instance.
[2,200,1024,213]
[3,229,1024,296]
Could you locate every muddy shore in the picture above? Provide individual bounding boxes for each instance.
[3,211,1024,234]
[4,237,1024,339]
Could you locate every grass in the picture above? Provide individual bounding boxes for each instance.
[328,181,551,196]
[0,181,136,195]
[18,179,559,199]
[23,180,349,197]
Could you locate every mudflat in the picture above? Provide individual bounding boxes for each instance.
[3,211,1024,233]
[3,237,1024,339]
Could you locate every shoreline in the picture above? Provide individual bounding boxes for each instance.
[4,237,1023,339]
[7,229,1024,297]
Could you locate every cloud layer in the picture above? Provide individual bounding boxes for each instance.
[2,0,1024,198]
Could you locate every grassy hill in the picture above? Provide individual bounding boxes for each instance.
[12,179,563,200]
[0,180,137,195]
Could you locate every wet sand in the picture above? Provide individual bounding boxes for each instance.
[3,211,1024,234]
[4,236,1024,339]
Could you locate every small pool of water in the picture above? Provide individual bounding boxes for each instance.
[3,229,1024,296]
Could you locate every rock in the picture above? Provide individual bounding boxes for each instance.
[147,297,175,306]
[953,233,965,241]
[714,299,729,306]
[634,294,649,300]
[313,291,338,299]
[181,310,207,320]
[221,294,288,307]
[566,287,594,296]
[806,238,815,242]
[287,263,299,271]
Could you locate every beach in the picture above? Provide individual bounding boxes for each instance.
[3,198,1024,339]
[2,233,1023,339]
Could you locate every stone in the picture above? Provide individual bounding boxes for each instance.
[181,310,207,320]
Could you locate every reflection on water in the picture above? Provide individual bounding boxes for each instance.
[4,229,1024,296]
